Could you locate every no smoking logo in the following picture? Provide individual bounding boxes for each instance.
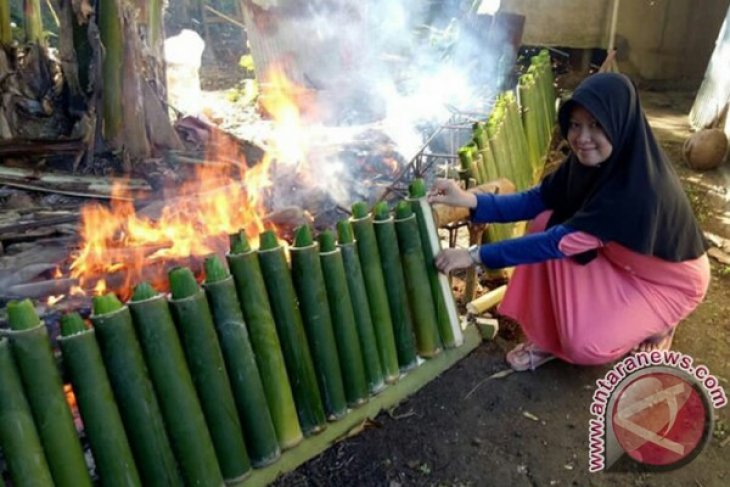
[610,368,714,470]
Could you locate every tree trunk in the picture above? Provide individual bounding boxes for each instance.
[23,0,45,46]
[0,0,11,45]
[99,0,124,149]
[53,0,82,98]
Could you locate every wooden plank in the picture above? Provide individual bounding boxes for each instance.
[233,325,481,487]
[0,166,151,200]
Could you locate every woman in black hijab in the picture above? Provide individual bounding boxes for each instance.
[430,73,709,371]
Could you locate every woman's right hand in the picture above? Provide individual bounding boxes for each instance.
[427,178,477,208]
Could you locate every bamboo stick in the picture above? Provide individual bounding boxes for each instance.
[127,283,224,486]
[6,300,92,487]
[258,230,327,436]
[350,202,401,383]
[290,226,348,421]
[466,285,507,315]
[227,232,303,449]
[204,257,281,467]
[318,231,369,408]
[336,221,386,395]
[90,295,182,486]
[58,314,141,487]
[0,337,54,487]
[168,268,251,482]
[373,203,418,371]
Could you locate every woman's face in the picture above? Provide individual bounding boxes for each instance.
[567,105,613,167]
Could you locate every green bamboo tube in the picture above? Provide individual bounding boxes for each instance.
[227,231,303,450]
[407,180,462,348]
[257,230,326,436]
[127,283,224,486]
[519,75,542,174]
[372,203,418,371]
[393,202,442,357]
[504,93,532,188]
[58,314,141,487]
[318,231,369,407]
[336,220,385,394]
[458,146,476,183]
[168,267,251,481]
[90,294,182,486]
[203,256,281,467]
[0,337,54,487]
[290,227,348,421]
[350,202,400,383]
[6,300,92,487]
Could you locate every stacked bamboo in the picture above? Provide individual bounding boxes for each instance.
[0,181,462,484]
[457,50,557,244]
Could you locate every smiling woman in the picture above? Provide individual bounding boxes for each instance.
[430,73,710,372]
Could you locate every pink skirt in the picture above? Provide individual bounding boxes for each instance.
[498,212,710,365]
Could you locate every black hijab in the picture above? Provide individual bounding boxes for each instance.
[540,73,706,264]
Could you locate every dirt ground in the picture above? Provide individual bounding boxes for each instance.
[266,90,730,486]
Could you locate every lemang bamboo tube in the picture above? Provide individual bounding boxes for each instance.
[168,267,251,482]
[0,336,54,487]
[127,283,224,486]
[290,226,348,421]
[91,294,182,486]
[458,146,477,184]
[350,202,400,383]
[318,231,369,407]
[336,220,385,394]
[59,313,141,487]
[227,231,303,449]
[6,300,92,487]
[394,202,442,357]
[257,230,326,436]
[519,74,542,174]
[204,256,281,467]
[372,202,418,371]
[407,180,462,348]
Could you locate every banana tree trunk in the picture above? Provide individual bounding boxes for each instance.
[0,1,11,45]
[23,0,44,46]
[99,0,124,148]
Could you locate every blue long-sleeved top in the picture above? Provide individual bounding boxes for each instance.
[470,186,589,268]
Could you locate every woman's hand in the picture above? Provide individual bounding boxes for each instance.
[427,178,477,208]
[434,248,474,274]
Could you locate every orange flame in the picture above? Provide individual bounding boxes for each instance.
[67,65,314,299]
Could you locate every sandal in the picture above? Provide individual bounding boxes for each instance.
[506,342,556,371]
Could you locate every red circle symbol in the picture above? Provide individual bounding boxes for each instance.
[611,372,708,467]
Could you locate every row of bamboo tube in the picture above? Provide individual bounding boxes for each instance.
[457,50,557,244]
[0,180,461,487]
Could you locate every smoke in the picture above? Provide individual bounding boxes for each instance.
[260,0,510,213]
